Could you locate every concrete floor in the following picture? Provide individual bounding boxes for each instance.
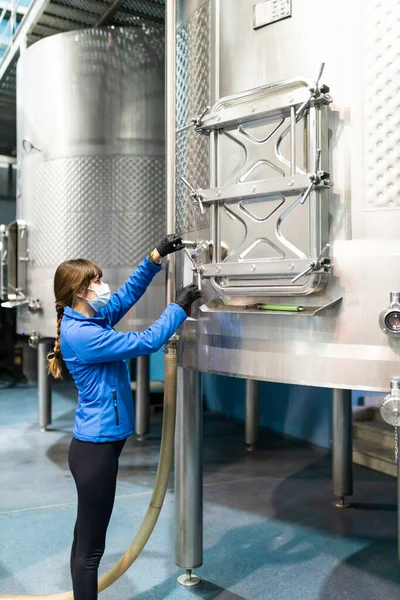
[1,381,400,600]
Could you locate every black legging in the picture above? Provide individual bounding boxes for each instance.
[68,437,126,600]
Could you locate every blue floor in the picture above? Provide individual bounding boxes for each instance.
[1,382,400,599]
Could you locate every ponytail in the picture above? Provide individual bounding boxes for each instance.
[48,257,102,378]
[47,306,64,379]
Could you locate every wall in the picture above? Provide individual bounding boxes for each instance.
[0,162,16,225]
[0,198,16,225]
[203,374,334,449]
[202,374,383,450]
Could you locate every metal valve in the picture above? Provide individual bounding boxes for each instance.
[291,243,331,284]
[28,298,42,313]
[28,331,39,349]
[379,292,400,336]
[381,377,400,463]
[381,378,400,426]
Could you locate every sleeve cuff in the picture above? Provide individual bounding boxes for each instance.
[170,303,188,320]
[144,255,163,271]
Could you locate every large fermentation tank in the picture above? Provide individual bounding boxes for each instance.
[175,0,400,392]
[14,27,165,339]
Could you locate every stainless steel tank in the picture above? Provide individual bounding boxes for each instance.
[175,0,400,392]
[13,26,165,338]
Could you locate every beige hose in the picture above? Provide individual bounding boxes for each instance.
[0,342,178,600]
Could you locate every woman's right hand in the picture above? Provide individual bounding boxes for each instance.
[175,284,201,310]
[156,234,185,257]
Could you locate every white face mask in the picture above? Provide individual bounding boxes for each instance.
[86,282,111,312]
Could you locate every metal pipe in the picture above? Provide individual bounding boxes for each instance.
[94,0,163,26]
[0,155,17,164]
[332,388,353,507]
[290,106,296,176]
[7,163,13,196]
[20,33,27,54]
[0,224,7,301]
[210,0,220,264]
[11,0,16,36]
[94,0,125,27]
[135,355,151,440]
[175,367,202,586]
[391,291,400,306]
[308,105,318,259]
[245,379,259,451]
[38,340,52,431]
[168,0,201,586]
[166,0,177,306]
[398,431,400,560]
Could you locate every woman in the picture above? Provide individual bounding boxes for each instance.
[47,234,200,600]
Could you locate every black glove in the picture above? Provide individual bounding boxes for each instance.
[156,234,184,258]
[175,284,201,310]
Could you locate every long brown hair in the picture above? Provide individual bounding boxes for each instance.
[47,259,102,379]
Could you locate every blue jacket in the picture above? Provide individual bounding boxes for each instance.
[60,257,187,443]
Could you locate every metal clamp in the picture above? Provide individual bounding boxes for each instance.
[296,63,332,120]
[180,176,206,215]
[300,149,333,205]
[176,105,211,135]
[183,240,211,291]
[184,248,203,291]
[291,243,331,284]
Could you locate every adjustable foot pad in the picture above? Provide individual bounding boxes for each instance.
[178,571,200,587]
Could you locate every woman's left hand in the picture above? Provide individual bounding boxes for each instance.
[156,234,185,257]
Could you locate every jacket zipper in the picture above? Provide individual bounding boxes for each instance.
[113,391,120,426]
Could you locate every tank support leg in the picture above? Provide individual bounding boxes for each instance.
[332,388,353,507]
[175,367,202,586]
[245,379,259,451]
[38,340,52,432]
[398,437,400,560]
